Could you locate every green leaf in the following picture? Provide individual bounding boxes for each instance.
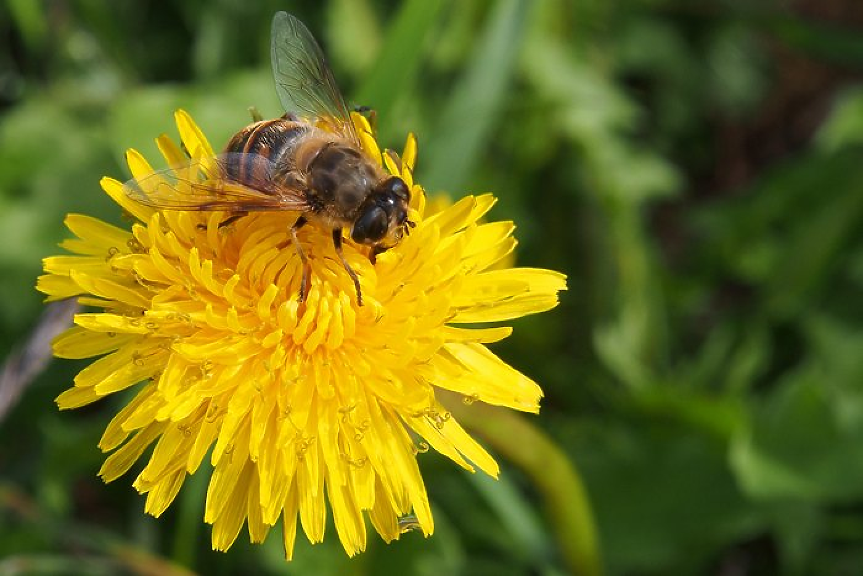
[420,0,529,193]
[574,421,763,575]
[731,365,863,502]
[767,16,863,67]
[764,157,863,318]
[467,471,551,565]
[816,86,863,152]
[365,504,465,576]
[521,33,680,204]
[109,70,280,167]
[354,0,447,134]
[5,0,47,53]
[806,315,863,431]
[326,0,381,80]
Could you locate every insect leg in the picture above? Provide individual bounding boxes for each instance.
[369,245,388,265]
[219,212,248,228]
[248,106,263,122]
[352,105,377,135]
[290,216,311,302]
[332,229,363,306]
[195,211,247,231]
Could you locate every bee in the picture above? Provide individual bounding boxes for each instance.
[123,12,414,306]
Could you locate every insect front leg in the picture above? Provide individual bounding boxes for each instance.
[332,229,363,306]
[369,244,390,265]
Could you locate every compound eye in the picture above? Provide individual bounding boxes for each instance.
[382,177,410,202]
[351,206,388,244]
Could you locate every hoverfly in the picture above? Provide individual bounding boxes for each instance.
[124,12,413,306]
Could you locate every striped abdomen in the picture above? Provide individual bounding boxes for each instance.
[223,117,310,185]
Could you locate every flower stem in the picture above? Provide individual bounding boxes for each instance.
[447,398,603,576]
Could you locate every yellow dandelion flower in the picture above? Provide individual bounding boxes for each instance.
[38,110,566,559]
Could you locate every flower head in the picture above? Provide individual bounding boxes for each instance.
[39,110,566,558]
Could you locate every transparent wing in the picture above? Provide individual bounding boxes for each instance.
[270,11,359,144]
[123,153,311,212]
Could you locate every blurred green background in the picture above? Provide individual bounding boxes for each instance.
[3,0,863,574]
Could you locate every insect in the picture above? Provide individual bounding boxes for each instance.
[123,11,414,306]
